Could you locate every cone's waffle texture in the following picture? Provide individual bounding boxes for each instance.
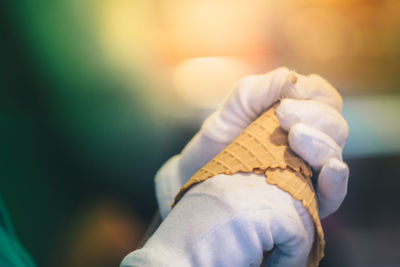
[173,103,325,267]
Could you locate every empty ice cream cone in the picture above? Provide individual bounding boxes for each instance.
[173,103,324,267]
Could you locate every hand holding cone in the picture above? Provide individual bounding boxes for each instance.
[173,103,324,267]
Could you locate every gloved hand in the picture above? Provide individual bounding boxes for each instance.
[121,67,349,267]
[155,67,349,219]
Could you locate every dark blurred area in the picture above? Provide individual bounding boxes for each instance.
[1,0,399,267]
[321,155,400,266]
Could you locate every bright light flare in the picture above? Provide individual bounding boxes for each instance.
[159,0,270,61]
[172,57,253,109]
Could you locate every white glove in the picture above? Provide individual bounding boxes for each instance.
[121,67,349,267]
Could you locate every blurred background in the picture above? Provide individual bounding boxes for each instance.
[1,0,399,266]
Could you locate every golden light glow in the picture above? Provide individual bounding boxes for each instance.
[283,8,355,60]
[93,0,400,110]
[96,0,156,68]
[158,0,270,61]
[172,57,253,109]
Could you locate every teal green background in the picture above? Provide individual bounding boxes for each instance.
[0,1,181,266]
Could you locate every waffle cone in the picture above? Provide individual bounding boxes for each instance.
[173,103,324,266]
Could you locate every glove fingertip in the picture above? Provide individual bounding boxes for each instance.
[321,158,349,187]
[317,158,349,218]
